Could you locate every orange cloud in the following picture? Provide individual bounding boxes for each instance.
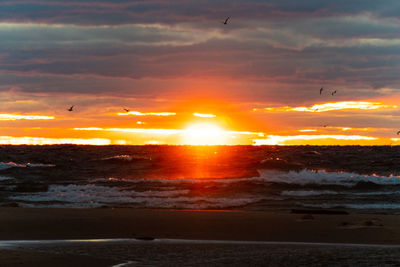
[299,129,317,132]
[193,112,216,118]
[0,114,54,121]
[255,101,397,113]
[74,127,182,135]
[254,134,378,145]
[117,111,176,116]
[74,127,264,136]
[326,126,374,131]
[0,136,110,145]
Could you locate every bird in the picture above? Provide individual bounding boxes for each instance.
[67,105,74,112]
[320,87,323,95]
[331,90,337,96]
[123,108,130,112]
[322,125,328,128]
[222,17,230,25]
[397,131,400,135]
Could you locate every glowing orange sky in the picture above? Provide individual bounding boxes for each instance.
[2,1,400,145]
[1,98,400,145]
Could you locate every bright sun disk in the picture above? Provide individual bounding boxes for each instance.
[183,123,225,145]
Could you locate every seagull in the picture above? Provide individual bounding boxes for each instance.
[67,105,74,112]
[222,17,230,25]
[397,131,400,135]
[320,87,323,95]
[331,90,337,96]
[123,108,130,112]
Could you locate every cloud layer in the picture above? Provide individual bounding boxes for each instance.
[1,1,400,144]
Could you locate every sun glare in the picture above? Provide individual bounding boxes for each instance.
[183,123,225,145]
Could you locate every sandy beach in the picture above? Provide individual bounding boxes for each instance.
[0,207,400,243]
[1,208,400,266]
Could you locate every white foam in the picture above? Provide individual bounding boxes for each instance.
[0,162,25,170]
[9,184,266,209]
[302,203,400,210]
[96,170,400,188]
[281,190,339,196]
[102,155,133,161]
[258,170,400,187]
[0,161,55,170]
[0,176,13,181]
[282,190,400,197]
[26,163,56,167]
[11,185,189,203]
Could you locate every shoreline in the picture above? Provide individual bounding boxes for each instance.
[2,207,400,266]
[1,207,400,244]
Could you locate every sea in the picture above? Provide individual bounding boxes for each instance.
[1,145,400,214]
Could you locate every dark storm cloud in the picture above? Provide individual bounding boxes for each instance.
[1,0,400,107]
[2,0,400,25]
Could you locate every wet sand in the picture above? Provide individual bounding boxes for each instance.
[0,249,117,267]
[1,208,400,243]
[1,208,400,266]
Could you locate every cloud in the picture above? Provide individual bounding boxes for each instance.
[193,112,216,118]
[0,1,400,145]
[0,136,110,145]
[254,134,378,145]
[0,114,54,120]
[117,111,176,116]
[254,101,397,113]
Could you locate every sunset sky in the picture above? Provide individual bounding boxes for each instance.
[1,0,400,145]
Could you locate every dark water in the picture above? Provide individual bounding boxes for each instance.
[0,145,400,213]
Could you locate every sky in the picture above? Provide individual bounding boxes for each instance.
[1,0,400,145]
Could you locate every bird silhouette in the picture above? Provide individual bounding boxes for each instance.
[222,17,230,25]
[331,90,337,96]
[320,87,323,95]
[67,105,74,112]
[397,130,400,135]
[123,108,130,112]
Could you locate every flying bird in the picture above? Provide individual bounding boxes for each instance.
[331,90,337,96]
[397,131,400,135]
[222,17,230,25]
[123,108,130,112]
[67,105,74,112]
[320,87,323,95]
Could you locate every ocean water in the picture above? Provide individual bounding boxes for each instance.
[0,145,400,213]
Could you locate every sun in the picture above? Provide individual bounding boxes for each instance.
[183,123,226,145]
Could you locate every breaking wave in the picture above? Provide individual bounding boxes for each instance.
[101,155,133,161]
[257,170,400,187]
[9,184,266,209]
[301,203,400,210]
[0,162,55,170]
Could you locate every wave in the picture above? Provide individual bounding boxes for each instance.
[10,184,189,203]
[9,184,269,209]
[101,154,152,161]
[283,190,400,197]
[92,176,259,185]
[0,176,13,181]
[257,170,400,187]
[301,203,400,210]
[95,170,400,188]
[101,155,133,161]
[0,162,55,170]
[281,190,339,196]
